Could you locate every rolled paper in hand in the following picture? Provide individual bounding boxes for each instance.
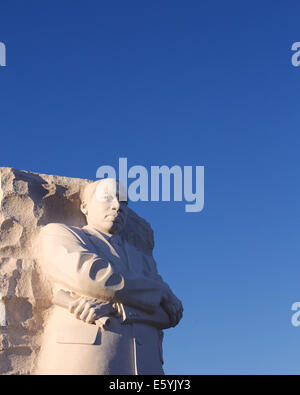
[95,316,111,329]
[52,289,111,330]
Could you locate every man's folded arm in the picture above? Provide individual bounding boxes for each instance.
[38,223,166,313]
[120,303,172,329]
[145,254,183,326]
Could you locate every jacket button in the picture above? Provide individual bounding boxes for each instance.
[129,311,139,317]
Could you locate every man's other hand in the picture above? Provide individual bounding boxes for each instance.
[161,291,183,327]
[68,296,119,324]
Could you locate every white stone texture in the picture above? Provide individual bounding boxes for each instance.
[0,168,154,374]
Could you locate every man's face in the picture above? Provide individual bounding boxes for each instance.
[82,179,128,235]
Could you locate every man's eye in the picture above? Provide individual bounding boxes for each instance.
[103,195,114,201]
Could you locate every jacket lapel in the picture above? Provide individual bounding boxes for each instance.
[82,226,119,262]
[81,226,145,275]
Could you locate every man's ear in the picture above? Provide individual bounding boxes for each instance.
[80,200,88,216]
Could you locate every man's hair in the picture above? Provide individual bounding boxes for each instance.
[80,180,103,203]
[80,179,120,203]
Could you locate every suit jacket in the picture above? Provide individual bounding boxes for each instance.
[35,223,175,375]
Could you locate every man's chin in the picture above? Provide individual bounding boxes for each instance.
[91,219,125,235]
[109,221,124,234]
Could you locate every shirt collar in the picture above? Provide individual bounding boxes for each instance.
[82,225,122,245]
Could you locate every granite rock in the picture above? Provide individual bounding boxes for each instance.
[0,168,154,374]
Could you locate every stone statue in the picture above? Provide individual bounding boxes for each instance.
[34,178,183,375]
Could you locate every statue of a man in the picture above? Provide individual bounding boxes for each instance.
[34,178,183,375]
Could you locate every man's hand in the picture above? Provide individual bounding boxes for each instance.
[161,291,183,327]
[68,296,120,324]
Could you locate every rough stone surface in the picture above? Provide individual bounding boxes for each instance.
[0,167,154,375]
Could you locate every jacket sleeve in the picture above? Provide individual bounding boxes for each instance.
[38,223,166,313]
[145,254,178,298]
[143,254,183,325]
[120,303,172,330]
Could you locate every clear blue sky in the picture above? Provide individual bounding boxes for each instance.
[1,0,300,374]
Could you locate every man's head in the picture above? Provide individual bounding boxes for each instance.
[80,178,128,235]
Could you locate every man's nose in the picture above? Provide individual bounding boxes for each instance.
[111,198,120,211]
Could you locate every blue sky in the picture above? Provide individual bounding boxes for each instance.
[1,0,300,374]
